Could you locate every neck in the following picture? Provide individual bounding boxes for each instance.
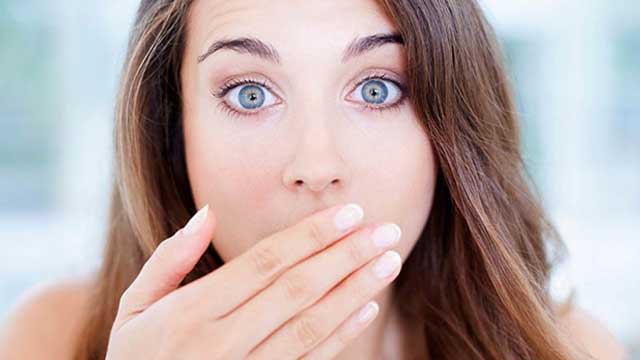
[333,285,412,360]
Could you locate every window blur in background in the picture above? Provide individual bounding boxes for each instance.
[0,0,638,356]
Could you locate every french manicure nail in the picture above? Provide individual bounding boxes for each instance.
[183,204,209,236]
[334,203,364,231]
[373,251,401,279]
[371,223,401,248]
[357,301,379,323]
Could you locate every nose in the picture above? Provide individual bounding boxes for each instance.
[282,117,350,195]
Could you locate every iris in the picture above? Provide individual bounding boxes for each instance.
[238,85,265,109]
[361,80,388,104]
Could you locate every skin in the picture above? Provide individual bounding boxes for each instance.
[0,1,628,359]
[181,0,436,264]
[181,0,437,357]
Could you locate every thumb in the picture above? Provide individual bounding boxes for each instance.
[119,204,216,316]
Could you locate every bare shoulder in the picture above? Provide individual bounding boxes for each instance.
[554,301,628,360]
[0,273,96,360]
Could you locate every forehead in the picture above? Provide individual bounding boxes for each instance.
[185,0,399,62]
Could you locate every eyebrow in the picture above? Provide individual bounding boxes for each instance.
[197,32,404,64]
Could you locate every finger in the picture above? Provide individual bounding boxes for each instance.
[235,223,402,357]
[302,301,380,360]
[246,250,402,359]
[178,202,365,317]
[118,204,216,317]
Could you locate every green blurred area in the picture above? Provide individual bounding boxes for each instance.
[0,0,56,212]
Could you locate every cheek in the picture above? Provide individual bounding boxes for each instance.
[356,119,438,261]
[184,105,282,209]
[399,132,438,259]
[355,112,436,200]
[184,124,286,259]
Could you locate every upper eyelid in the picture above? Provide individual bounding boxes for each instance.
[211,77,279,98]
[213,73,406,99]
[351,75,406,93]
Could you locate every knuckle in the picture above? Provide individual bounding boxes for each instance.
[249,242,284,278]
[306,217,328,249]
[118,285,141,311]
[279,271,315,303]
[149,240,173,266]
[154,238,172,256]
[334,325,350,350]
[291,313,325,349]
[351,279,371,302]
[119,286,131,303]
[344,236,367,265]
[116,288,130,311]
[169,288,208,319]
[209,346,234,360]
[161,291,187,316]
[351,267,376,297]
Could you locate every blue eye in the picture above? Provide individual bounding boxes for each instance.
[226,84,278,111]
[211,74,407,120]
[351,78,402,106]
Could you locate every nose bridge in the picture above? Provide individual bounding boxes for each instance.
[289,68,340,141]
[282,101,350,194]
[297,105,337,152]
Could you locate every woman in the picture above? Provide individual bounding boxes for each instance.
[0,0,627,359]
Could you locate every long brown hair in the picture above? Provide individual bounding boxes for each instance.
[73,0,586,359]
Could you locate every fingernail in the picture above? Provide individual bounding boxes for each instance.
[371,223,401,248]
[357,301,379,324]
[183,204,209,236]
[373,251,401,279]
[334,203,364,231]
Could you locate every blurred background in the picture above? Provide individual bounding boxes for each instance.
[0,0,638,356]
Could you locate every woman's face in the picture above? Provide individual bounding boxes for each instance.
[181,0,438,263]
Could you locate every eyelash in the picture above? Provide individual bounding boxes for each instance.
[209,73,409,120]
